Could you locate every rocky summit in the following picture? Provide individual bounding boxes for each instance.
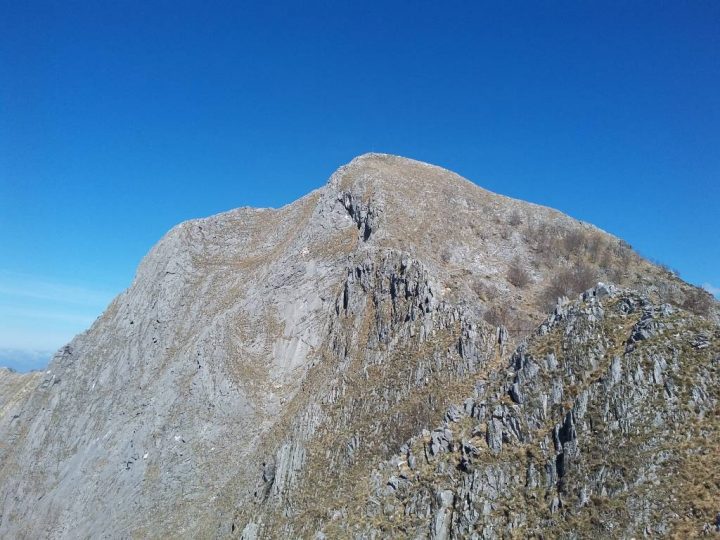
[0,154,717,539]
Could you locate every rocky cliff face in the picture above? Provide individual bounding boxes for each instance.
[0,154,715,539]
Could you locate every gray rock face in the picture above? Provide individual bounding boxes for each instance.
[356,285,720,538]
[0,154,716,538]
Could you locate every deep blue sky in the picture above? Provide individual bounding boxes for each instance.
[1,1,719,369]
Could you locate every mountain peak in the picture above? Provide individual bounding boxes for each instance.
[327,152,472,195]
[0,156,715,538]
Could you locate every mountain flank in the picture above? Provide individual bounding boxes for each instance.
[0,154,716,539]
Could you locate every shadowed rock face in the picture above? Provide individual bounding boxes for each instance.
[0,154,716,538]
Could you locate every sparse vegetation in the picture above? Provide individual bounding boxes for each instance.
[471,279,493,301]
[483,304,509,327]
[531,222,562,259]
[648,258,681,277]
[482,303,535,336]
[507,258,531,288]
[563,229,587,253]
[440,247,452,264]
[539,262,599,310]
[681,287,714,317]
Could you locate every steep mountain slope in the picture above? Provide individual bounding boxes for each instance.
[0,154,714,538]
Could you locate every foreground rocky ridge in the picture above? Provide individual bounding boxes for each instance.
[341,285,720,538]
[0,154,716,538]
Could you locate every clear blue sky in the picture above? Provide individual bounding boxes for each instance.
[1,1,718,370]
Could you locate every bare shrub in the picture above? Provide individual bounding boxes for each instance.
[508,210,523,227]
[483,304,509,327]
[650,258,680,277]
[538,262,600,311]
[681,288,714,317]
[440,247,452,264]
[470,222,487,242]
[613,240,640,266]
[471,279,493,301]
[618,239,631,249]
[531,224,641,283]
[534,223,557,251]
[610,241,637,281]
[571,262,598,291]
[540,279,569,311]
[563,230,587,253]
[532,223,563,266]
[586,232,604,253]
[507,258,531,288]
[562,229,613,261]
[663,264,679,277]
[529,256,542,271]
[586,233,610,264]
[606,263,625,284]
